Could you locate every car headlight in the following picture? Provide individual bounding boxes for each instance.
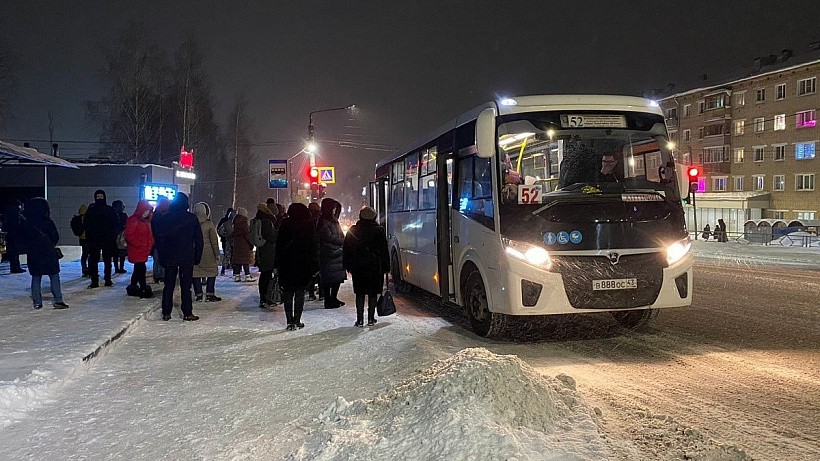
[504,239,552,269]
[666,238,692,265]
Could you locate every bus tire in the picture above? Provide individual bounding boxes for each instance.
[390,251,405,293]
[611,309,657,330]
[462,269,506,338]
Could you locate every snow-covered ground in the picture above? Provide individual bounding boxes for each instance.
[0,241,817,459]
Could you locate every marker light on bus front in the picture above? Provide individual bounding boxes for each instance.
[666,238,692,265]
[504,239,553,270]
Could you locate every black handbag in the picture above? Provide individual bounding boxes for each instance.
[376,274,396,316]
[55,247,64,259]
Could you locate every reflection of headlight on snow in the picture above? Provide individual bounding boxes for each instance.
[505,240,552,269]
[666,238,691,265]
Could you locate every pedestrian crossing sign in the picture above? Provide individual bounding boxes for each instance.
[317,166,335,184]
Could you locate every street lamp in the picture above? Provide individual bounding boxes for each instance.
[306,104,355,166]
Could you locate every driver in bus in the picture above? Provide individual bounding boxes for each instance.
[598,154,620,182]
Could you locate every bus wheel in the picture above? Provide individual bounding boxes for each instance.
[390,251,404,292]
[463,269,506,338]
[611,309,658,330]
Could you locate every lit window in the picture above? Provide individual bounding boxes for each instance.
[776,83,786,100]
[795,174,815,191]
[796,110,816,128]
[753,175,765,191]
[734,120,745,135]
[733,147,745,163]
[773,175,785,191]
[797,77,816,96]
[774,114,785,131]
[795,142,815,160]
[754,117,765,132]
[735,93,745,106]
[796,211,816,220]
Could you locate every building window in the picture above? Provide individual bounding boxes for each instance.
[773,175,785,191]
[754,146,765,162]
[704,95,725,110]
[796,174,815,191]
[734,120,745,135]
[776,83,786,100]
[698,101,704,114]
[772,211,786,219]
[795,142,816,160]
[754,117,765,132]
[797,77,816,96]
[698,127,704,139]
[666,108,677,120]
[733,176,744,191]
[753,175,765,191]
[704,123,724,137]
[796,211,816,220]
[733,147,745,163]
[683,104,692,117]
[756,88,766,102]
[683,129,691,142]
[774,145,786,161]
[703,146,727,163]
[735,92,745,106]
[796,110,816,128]
[713,177,727,191]
[669,130,678,142]
[774,114,786,131]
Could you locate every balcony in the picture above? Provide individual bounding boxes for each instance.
[702,162,731,175]
[665,117,678,128]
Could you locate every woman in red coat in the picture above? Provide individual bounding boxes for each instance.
[124,200,155,298]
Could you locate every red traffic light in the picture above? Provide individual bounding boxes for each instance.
[687,166,699,178]
[309,167,319,179]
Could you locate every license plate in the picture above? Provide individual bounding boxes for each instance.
[592,278,637,290]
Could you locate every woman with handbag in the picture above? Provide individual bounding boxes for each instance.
[343,206,389,327]
[21,197,69,309]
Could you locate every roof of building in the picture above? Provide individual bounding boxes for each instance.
[0,140,79,169]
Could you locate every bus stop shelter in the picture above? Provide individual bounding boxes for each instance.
[0,140,78,200]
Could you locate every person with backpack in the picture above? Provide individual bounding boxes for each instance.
[70,204,90,277]
[274,203,319,330]
[124,201,154,298]
[253,203,279,308]
[21,198,69,309]
[112,200,128,274]
[316,198,346,309]
[343,206,389,327]
[192,202,222,302]
[216,208,235,276]
[231,207,255,282]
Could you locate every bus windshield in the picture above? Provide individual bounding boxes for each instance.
[497,111,685,241]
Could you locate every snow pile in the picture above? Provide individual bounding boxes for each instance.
[290,348,615,461]
[0,369,60,428]
[769,231,820,248]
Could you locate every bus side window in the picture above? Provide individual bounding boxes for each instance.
[457,156,494,229]
[390,161,405,212]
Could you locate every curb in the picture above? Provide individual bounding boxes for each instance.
[82,303,159,363]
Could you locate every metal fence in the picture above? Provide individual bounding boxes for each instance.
[692,230,820,247]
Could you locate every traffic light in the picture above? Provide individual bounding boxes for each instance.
[684,166,699,204]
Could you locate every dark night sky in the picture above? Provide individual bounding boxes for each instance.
[2,1,819,164]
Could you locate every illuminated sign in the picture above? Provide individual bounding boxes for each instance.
[269,159,287,189]
[316,166,335,184]
[175,170,197,180]
[180,147,194,169]
[141,183,177,205]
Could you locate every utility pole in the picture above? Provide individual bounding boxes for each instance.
[232,104,239,208]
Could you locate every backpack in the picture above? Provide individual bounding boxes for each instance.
[250,218,266,248]
[70,214,84,237]
[217,219,234,239]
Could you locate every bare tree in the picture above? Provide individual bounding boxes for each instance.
[227,93,264,208]
[86,22,167,163]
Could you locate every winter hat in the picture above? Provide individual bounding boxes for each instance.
[93,189,107,204]
[359,206,377,221]
[237,207,248,218]
[257,203,275,216]
[193,202,211,218]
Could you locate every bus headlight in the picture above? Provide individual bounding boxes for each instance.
[504,239,552,269]
[666,238,692,265]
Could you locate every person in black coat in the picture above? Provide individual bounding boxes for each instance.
[306,201,322,301]
[112,200,128,274]
[255,203,278,308]
[2,200,25,273]
[152,192,203,321]
[317,198,346,308]
[84,189,118,288]
[343,206,389,327]
[21,198,69,309]
[274,203,319,330]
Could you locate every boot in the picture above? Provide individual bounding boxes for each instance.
[206,294,222,302]
[87,279,99,289]
[139,287,154,299]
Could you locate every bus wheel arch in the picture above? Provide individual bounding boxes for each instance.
[611,309,658,330]
[460,262,507,338]
[390,249,408,293]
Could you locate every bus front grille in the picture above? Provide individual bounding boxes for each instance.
[552,253,665,309]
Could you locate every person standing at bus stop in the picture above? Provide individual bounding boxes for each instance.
[343,206,389,327]
[84,190,118,288]
[274,203,319,330]
[317,198,346,308]
[2,200,26,274]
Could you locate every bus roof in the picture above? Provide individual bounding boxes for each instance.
[375,95,663,170]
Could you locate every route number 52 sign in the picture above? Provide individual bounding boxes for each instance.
[518,185,542,204]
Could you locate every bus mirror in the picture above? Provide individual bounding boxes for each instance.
[476,107,497,158]
[649,123,667,137]
[675,163,689,199]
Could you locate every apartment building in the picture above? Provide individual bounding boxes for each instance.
[661,54,819,235]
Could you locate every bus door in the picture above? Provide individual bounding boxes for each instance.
[436,147,456,303]
[368,179,387,227]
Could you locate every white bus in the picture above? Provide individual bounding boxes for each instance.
[370,95,693,337]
